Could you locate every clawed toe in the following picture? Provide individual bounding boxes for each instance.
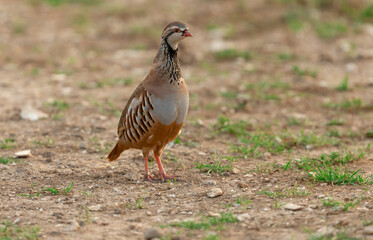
[143,173,182,183]
[159,173,181,182]
[143,174,156,181]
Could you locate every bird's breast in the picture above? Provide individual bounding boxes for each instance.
[149,87,189,126]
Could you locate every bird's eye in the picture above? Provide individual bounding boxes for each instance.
[174,28,180,33]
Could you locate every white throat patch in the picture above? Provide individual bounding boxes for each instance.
[166,28,186,50]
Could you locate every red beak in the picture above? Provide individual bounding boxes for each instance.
[182,30,192,37]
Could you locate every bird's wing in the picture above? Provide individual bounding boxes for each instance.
[117,84,156,145]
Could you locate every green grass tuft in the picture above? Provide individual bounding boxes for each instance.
[336,75,349,91]
[195,160,233,175]
[278,52,294,61]
[96,78,133,88]
[361,4,373,20]
[215,49,251,61]
[366,131,373,138]
[292,65,317,78]
[308,165,371,185]
[0,138,16,149]
[0,221,40,240]
[213,117,339,158]
[41,182,74,195]
[326,119,344,126]
[42,0,101,6]
[295,151,364,171]
[213,115,251,137]
[170,212,237,230]
[308,231,362,240]
[322,98,369,111]
[258,182,310,199]
[0,156,16,164]
[322,198,359,211]
[315,21,348,39]
[284,12,304,32]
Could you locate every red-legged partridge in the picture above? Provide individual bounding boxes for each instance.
[107,21,192,181]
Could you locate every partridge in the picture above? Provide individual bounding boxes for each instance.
[107,21,192,181]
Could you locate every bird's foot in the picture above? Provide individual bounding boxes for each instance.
[143,174,156,182]
[158,173,181,182]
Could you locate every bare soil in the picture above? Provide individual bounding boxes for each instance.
[0,1,372,239]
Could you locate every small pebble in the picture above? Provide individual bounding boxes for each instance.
[66,220,79,231]
[144,228,162,240]
[207,188,223,198]
[124,171,140,181]
[113,208,121,215]
[263,152,272,160]
[207,212,220,217]
[283,203,302,211]
[231,168,240,174]
[363,226,373,235]
[204,180,217,186]
[88,204,102,212]
[20,106,48,121]
[237,213,252,222]
[15,150,31,158]
[237,181,248,188]
[12,218,20,224]
[317,226,334,236]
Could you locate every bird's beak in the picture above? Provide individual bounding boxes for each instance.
[182,30,192,37]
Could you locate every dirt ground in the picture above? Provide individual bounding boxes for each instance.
[1,0,373,239]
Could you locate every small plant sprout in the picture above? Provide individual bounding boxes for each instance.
[170,212,237,230]
[336,75,349,91]
[215,49,251,61]
[18,192,41,198]
[274,200,284,208]
[32,137,55,146]
[366,131,373,138]
[315,21,348,39]
[135,197,144,209]
[166,151,178,162]
[78,190,93,196]
[41,186,59,195]
[0,138,16,149]
[195,160,232,175]
[308,165,371,185]
[0,221,40,240]
[79,206,92,224]
[283,160,291,171]
[0,156,17,164]
[41,182,74,195]
[258,182,310,199]
[64,182,74,194]
[322,198,359,211]
[295,151,364,171]
[326,119,345,126]
[292,65,317,78]
[85,207,91,222]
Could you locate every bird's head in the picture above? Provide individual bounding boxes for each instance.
[161,21,192,51]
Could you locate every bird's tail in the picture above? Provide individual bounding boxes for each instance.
[107,141,128,161]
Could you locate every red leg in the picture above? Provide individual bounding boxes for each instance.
[154,154,179,182]
[143,156,154,181]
